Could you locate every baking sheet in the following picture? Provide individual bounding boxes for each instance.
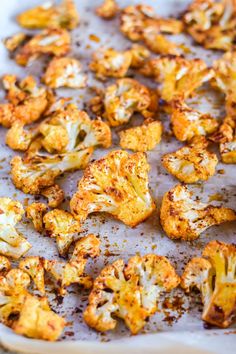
[0,0,235,353]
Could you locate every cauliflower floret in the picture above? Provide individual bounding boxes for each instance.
[120,5,183,42]
[0,198,31,259]
[220,138,236,163]
[0,256,11,274]
[43,209,81,255]
[44,234,100,294]
[160,184,236,241]
[3,33,27,52]
[103,78,157,126]
[119,119,162,152]
[17,0,79,30]
[140,56,214,102]
[41,184,65,208]
[183,0,236,51]
[162,137,218,183]
[6,122,38,151]
[96,0,119,19]
[181,240,236,328]
[171,101,218,141]
[0,75,53,128]
[129,44,150,69]
[39,104,111,153]
[19,256,45,295]
[43,57,87,89]
[90,48,132,80]
[26,203,48,232]
[211,115,235,143]
[84,253,179,333]
[70,150,156,227]
[10,148,93,195]
[14,28,71,66]
[211,51,236,94]
[142,29,179,55]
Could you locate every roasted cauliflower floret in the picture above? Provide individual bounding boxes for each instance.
[26,203,48,233]
[17,0,79,30]
[120,5,183,42]
[140,56,214,102]
[44,234,100,294]
[84,253,179,334]
[70,150,156,227]
[14,28,71,66]
[19,256,45,295]
[160,184,236,241]
[183,0,236,51]
[0,198,31,259]
[220,139,236,163]
[171,101,218,141]
[182,240,236,328]
[3,32,27,52]
[6,122,38,151]
[0,75,53,128]
[102,78,157,126]
[41,184,65,208]
[162,137,218,183]
[90,48,132,80]
[0,256,11,274]
[142,29,179,55]
[10,148,93,195]
[43,57,87,89]
[96,0,119,19]
[119,119,162,152]
[39,104,111,153]
[43,209,81,255]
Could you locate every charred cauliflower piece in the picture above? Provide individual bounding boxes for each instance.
[90,48,132,80]
[44,234,100,294]
[39,104,111,153]
[183,0,236,51]
[70,150,155,227]
[17,0,79,30]
[182,240,236,328]
[11,148,93,195]
[41,184,65,208]
[160,185,236,241]
[26,203,48,232]
[3,33,28,52]
[129,44,150,69]
[0,198,31,259]
[162,137,218,183]
[43,57,87,89]
[0,75,52,128]
[103,78,157,126]
[19,256,45,295]
[211,51,236,94]
[14,28,71,66]
[220,139,236,163]
[84,253,179,333]
[140,56,214,102]
[96,0,119,19]
[171,101,218,141]
[119,119,162,152]
[43,209,81,255]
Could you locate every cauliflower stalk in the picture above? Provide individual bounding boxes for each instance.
[160,184,236,240]
[0,198,31,259]
[181,240,236,328]
[70,150,156,227]
[84,254,180,334]
[17,0,79,30]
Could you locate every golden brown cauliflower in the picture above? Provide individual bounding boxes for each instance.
[181,240,236,328]
[43,57,87,89]
[3,33,28,52]
[129,44,150,69]
[142,29,180,55]
[5,122,38,151]
[220,138,236,163]
[90,47,132,80]
[10,148,93,195]
[0,198,31,259]
[0,75,53,128]
[17,0,79,30]
[25,202,48,232]
[211,51,236,94]
[171,101,218,141]
[70,150,156,227]
[43,209,81,255]
[162,137,218,183]
[19,256,45,295]
[119,119,162,152]
[44,234,100,295]
[39,104,111,153]
[41,184,65,208]
[160,184,236,241]
[140,55,214,102]
[102,78,158,126]
[14,28,71,66]
[84,253,180,334]
[96,0,119,19]
[0,256,11,274]
[183,0,236,51]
